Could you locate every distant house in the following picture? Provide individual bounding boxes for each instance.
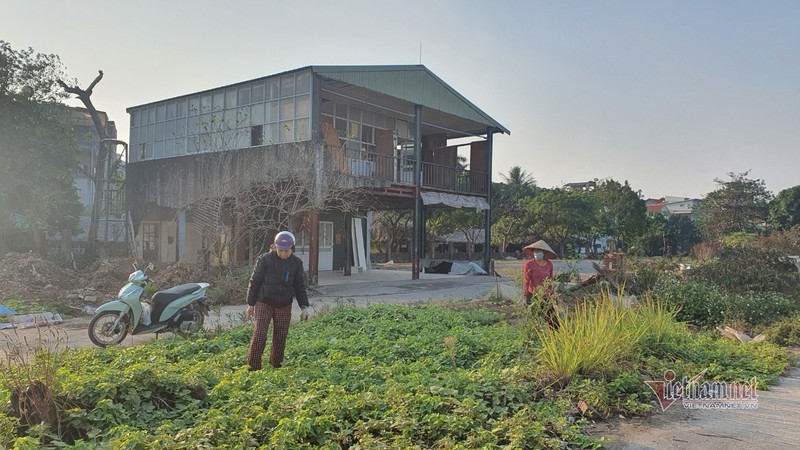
[645,196,700,219]
[49,107,124,253]
[125,65,509,281]
[563,180,597,192]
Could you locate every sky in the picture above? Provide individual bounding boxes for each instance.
[3,0,798,200]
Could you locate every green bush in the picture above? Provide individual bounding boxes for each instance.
[761,313,800,346]
[727,292,799,327]
[653,279,728,327]
[687,246,799,295]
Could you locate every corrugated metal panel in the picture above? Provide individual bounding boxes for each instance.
[312,65,509,135]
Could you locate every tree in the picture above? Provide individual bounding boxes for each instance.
[371,210,411,261]
[57,70,110,259]
[499,166,535,187]
[521,188,594,256]
[593,179,646,251]
[696,172,773,241]
[769,185,800,230]
[0,41,82,255]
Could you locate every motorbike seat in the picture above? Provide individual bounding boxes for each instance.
[151,283,202,320]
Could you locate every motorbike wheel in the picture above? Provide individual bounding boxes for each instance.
[172,308,205,338]
[88,311,129,348]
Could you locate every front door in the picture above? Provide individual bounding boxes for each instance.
[142,223,160,261]
[296,221,334,271]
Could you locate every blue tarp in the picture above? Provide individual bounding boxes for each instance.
[0,304,18,315]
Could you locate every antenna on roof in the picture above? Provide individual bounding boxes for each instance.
[419,42,422,65]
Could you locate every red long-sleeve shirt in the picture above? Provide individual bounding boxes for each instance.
[523,259,554,295]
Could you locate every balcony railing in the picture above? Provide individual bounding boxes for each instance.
[335,152,488,195]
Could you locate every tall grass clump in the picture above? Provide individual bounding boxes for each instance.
[537,291,645,383]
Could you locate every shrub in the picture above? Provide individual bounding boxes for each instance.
[653,279,728,327]
[761,313,800,347]
[687,246,799,295]
[726,292,799,327]
[536,293,646,382]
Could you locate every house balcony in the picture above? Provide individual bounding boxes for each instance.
[333,152,488,196]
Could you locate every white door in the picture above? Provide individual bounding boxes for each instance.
[295,221,334,271]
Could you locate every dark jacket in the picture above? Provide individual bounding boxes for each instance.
[246,251,309,308]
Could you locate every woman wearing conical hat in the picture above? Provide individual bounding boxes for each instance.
[522,240,559,327]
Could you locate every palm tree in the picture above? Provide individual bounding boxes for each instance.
[499,166,535,186]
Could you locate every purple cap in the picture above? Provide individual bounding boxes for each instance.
[274,231,295,250]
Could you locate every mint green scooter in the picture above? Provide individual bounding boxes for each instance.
[88,263,210,347]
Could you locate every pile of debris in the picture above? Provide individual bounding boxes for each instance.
[151,261,207,288]
[0,252,78,301]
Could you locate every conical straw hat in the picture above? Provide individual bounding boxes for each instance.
[523,240,556,258]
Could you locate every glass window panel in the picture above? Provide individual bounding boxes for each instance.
[129,127,138,146]
[264,122,278,144]
[189,96,200,115]
[177,99,187,117]
[362,124,373,144]
[186,138,197,154]
[267,78,280,100]
[267,101,278,122]
[188,116,200,135]
[130,111,138,127]
[148,107,156,124]
[155,122,165,140]
[280,98,294,120]
[213,91,224,111]
[251,82,265,103]
[225,88,237,109]
[165,138,175,156]
[154,140,164,158]
[200,94,212,112]
[296,71,310,94]
[176,119,186,137]
[175,138,186,155]
[334,117,347,135]
[385,116,395,131]
[148,124,155,141]
[320,99,334,115]
[349,106,362,122]
[295,118,309,141]
[166,120,176,137]
[139,125,148,142]
[238,86,250,106]
[156,103,166,122]
[280,75,295,97]
[279,120,294,143]
[295,95,309,118]
[224,108,237,127]
[335,102,347,118]
[397,120,408,138]
[250,104,265,125]
[349,122,360,140]
[365,109,377,126]
[166,101,177,119]
[236,107,249,126]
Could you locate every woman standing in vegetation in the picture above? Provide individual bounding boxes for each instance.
[523,240,559,328]
[245,231,310,370]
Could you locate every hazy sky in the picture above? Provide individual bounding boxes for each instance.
[3,0,798,199]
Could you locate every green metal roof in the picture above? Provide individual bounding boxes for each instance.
[311,65,510,135]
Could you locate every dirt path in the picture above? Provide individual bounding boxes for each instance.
[598,366,800,449]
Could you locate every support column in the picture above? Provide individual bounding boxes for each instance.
[366,211,373,270]
[483,128,494,273]
[177,210,186,261]
[309,210,319,286]
[412,104,422,280]
[343,212,352,276]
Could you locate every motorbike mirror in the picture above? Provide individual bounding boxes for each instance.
[148,262,155,271]
[132,261,139,270]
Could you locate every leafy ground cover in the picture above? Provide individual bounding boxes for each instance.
[1,301,793,449]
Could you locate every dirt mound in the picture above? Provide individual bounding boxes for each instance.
[83,257,138,294]
[0,252,78,301]
[151,262,207,288]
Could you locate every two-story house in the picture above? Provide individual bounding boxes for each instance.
[126,65,509,282]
